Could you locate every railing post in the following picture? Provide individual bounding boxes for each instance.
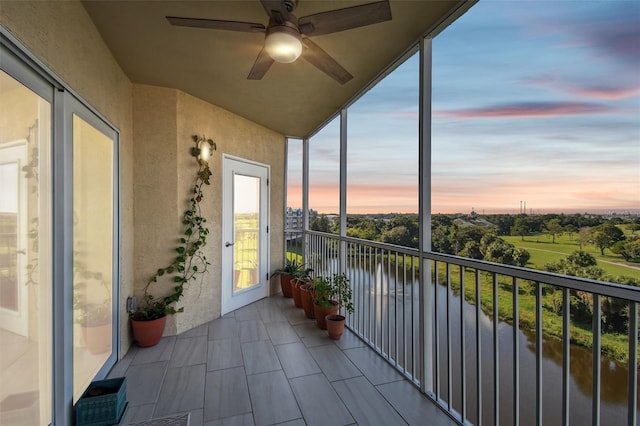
[302,138,309,265]
[592,294,601,426]
[339,109,347,275]
[418,34,433,395]
[536,282,543,426]
[628,302,637,426]
[513,277,520,426]
[562,287,571,425]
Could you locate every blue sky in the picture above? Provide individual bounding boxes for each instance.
[290,0,640,214]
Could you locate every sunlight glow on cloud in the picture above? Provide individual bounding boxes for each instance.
[564,86,640,100]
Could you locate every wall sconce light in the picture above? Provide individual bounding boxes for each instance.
[192,135,216,166]
[198,139,211,163]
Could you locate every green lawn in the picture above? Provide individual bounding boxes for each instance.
[503,234,640,281]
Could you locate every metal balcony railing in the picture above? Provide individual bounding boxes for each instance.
[297,230,640,426]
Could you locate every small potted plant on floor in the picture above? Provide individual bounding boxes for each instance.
[290,265,313,308]
[271,258,310,298]
[299,276,316,318]
[312,273,353,330]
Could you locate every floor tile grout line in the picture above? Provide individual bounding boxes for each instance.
[330,375,411,426]
[150,359,171,418]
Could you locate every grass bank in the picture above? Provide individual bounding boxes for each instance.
[440,265,634,364]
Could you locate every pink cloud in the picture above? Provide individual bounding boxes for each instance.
[435,102,612,119]
[563,86,640,100]
[522,74,640,100]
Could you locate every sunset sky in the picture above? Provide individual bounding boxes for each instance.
[288,0,640,215]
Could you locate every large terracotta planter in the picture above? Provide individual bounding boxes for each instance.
[131,316,167,347]
[291,279,304,308]
[314,301,339,329]
[300,284,315,319]
[326,314,346,340]
[280,274,294,298]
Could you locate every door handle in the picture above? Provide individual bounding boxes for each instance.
[225,242,234,247]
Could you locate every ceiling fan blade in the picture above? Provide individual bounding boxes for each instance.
[300,39,353,85]
[248,47,275,80]
[166,16,266,33]
[260,0,290,25]
[298,0,392,36]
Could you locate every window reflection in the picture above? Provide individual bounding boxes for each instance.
[0,70,52,426]
[72,114,114,402]
[233,174,260,291]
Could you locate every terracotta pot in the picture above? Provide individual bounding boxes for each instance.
[300,284,315,319]
[325,314,346,340]
[291,279,303,308]
[314,301,339,330]
[280,274,294,297]
[82,322,112,354]
[131,316,167,347]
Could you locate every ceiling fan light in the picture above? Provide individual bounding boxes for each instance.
[265,27,302,63]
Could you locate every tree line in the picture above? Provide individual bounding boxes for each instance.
[310,211,640,349]
[311,212,640,264]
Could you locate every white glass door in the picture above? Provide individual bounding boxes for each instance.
[221,156,269,314]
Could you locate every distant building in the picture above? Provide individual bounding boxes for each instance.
[285,207,304,244]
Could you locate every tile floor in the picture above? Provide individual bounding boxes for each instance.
[109,296,458,426]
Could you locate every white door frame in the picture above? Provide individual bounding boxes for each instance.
[221,155,270,315]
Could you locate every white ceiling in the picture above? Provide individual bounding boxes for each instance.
[82,0,470,137]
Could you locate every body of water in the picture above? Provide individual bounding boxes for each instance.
[345,261,638,425]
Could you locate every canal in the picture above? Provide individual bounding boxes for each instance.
[346,262,638,425]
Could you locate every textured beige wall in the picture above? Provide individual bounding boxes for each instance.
[175,90,285,333]
[0,0,134,357]
[132,85,182,336]
[133,86,285,335]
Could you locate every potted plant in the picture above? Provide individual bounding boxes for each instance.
[326,313,350,340]
[326,287,354,339]
[129,135,215,347]
[290,265,313,308]
[299,277,316,319]
[271,258,310,298]
[312,273,353,330]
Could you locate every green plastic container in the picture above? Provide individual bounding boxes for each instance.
[75,377,127,426]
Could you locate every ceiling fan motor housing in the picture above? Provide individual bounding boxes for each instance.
[284,0,299,13]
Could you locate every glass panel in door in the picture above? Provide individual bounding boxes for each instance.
[72,114,114,402]
[222,157,269,315]
[233,174,260,292]
[0,69,52,426]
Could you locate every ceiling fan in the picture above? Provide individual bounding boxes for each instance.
[166,0,392,85]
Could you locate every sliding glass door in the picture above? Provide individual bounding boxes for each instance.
[71,111,117,402]
[1,37,119,425]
